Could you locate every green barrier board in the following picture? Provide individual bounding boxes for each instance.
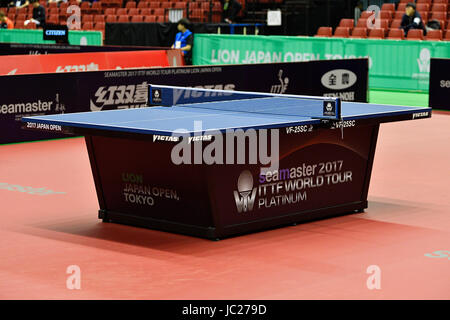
[0,29,102,46]
[193,34,450,92]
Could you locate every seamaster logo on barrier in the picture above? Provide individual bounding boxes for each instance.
[233,170,257,213]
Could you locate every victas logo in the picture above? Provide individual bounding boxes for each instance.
[153,135,180,142]
[171,84,235,105]
[90,82,148,111]
[321,69,357,90]
[412,112,430,119]
[270,69,289,94]
[233,170,257,213]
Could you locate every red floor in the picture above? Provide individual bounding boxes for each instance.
[0,113,449,300]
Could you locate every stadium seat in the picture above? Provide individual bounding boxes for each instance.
[48,2,57,9]
[356,18,369,28]
[314,26,332,37]
[379,11,393,21]
[349,27,367,38]
[397,3,407,12]
[48,8,58,16]
[161,2,172,9]
[94,15,105,23]
[140,8,151,16]
[431,4,447,12]
[338,18,354,29]
[117,15,129,23]
[131,15,143,22]
[16,13,26,21]
[137,1,149,9]
[333,27,350,38]
[407,29,424,40]
[83,15,94,22]
[174,2,186,9]
[126,1,137,9]
[153,8,164,16]
[24,22,36,29]
[94,21,105,31]
[431,12,447,20]
[445,31,450,41]
[416,4,430,12]
[116,8,128,16]
[368,28,385,39]
[82,22,94,30]
[426,29,443,40]
[47,15,59,24]
[190,9,205,22]
[433,0,449,3]
[80,1,91,14]
[105,15,117,23]
[390,19,402,29]
[416,0,431,4]
[143,15,156,23]
[91,2,102,14]
[201,2,211,11]
[104,8,116,15]
[387,28,405,40]
[360,11,375,19]
[128,8,140,15]
[381,3,395,12]
[148,2,160,9]
[394,11,404,20]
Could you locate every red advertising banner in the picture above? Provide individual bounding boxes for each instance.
[0,50,174,75]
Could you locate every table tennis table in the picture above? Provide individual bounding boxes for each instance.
[22,85,432,239]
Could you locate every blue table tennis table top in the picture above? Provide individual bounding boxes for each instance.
[22,97,432,136]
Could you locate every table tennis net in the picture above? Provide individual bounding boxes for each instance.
[148,84,341,120]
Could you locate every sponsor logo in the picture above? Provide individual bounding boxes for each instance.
[152,89,162,104]
[417,48,431,73]
[90,82,148,111]
[0,182,65,196]
[7,69,17,75]
[45,30,67,36]
[0,100,53,115]
[55,63,99,73]
[171,84,235,105]
[153,135,180,143]
[440,80,450,88]
[331,120,356,129]
[323,101,336,117]
[323,91,355,101]
[321,69,357,90]
[233,170,258,213]
[270,69,289,94]
[412,112,429,119]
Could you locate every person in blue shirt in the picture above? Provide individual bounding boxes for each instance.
[172,18,193,65]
